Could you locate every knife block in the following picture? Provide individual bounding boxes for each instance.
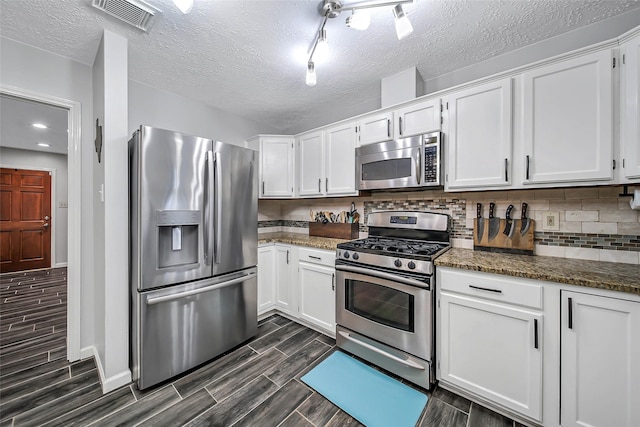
[473,218,535,255]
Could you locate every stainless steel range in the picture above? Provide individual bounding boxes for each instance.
[335,211,451,389]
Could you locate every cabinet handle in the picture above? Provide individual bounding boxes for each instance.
[469,285,502,294]
[309,255,322,260]
[534,318,539,349]
[399,117,403,136]
[568,297,573,329]
[504,158,508,182]
[387,119,391,138]
[318,178,321,193]
[332,273,335,291]
[326,177,328,192]
[286,250,289,264]
[525,155,530,180]
[262,181,265,195]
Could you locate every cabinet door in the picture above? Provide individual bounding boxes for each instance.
[325,122,358,196]
[257,246,275,315]
[445,79,512,189]
[621,34,640,180]
[297,131,325,196]
[561,291,640,427]
[274,245,295,315]
[395,98,441,139]
[357,111,393,146]
[523,50,613,184]
[260,137,294,198]
[298,262,335,333]
[439,292,542,421]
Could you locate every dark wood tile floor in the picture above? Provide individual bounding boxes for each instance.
[1,268,521,426]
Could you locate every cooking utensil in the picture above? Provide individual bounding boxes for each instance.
[503,204,515,238]
[520,202,531,236]
[487,202,500,241]
[476,203,484,241]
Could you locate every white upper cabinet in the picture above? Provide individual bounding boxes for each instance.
[297,124,358,197]
[297,130,325,196]
[522,49,614,184]
[621,33,640,180]
[325,122,358,196]
[394,98,441,139]
[444,78,513,190]
[357,111,394,146]
[256,135,295,198]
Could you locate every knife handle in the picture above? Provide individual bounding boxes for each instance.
[477,203,482,219]
[489,202,496,218]
[505,204,514,220]
[521,202,528,219]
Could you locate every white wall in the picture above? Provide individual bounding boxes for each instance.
[129,80,278,147]
[93,30,131,392]
[0,36,95,352]
[0,147,68,265]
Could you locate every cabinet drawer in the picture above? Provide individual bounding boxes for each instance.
[438,268,543,310]
[298,247,335,267]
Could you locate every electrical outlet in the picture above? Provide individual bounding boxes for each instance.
[59,201,68,208]
[543,211,560,231]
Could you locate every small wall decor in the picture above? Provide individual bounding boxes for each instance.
[95,118,103,163]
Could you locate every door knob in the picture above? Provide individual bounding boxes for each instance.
[43,223,49,229]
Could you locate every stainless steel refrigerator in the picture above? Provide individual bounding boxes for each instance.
[129,125,258,390]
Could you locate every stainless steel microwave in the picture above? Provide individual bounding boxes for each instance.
[356,131,442,190]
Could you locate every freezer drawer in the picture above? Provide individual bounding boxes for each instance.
[133,268,257,390]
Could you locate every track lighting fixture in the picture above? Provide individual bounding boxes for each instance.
[393,4,413,40]
[305,0,414,86]
[306,62,317,86]
[346,10,370,30]
[173,0,193,14]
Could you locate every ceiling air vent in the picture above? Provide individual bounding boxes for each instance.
[92,0,160,32]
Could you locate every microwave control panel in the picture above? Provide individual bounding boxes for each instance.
[423,135,441,184]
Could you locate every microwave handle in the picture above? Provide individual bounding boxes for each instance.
[416,148,421,185]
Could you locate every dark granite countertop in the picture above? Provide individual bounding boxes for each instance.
[258,232,348,252]
[435,248,640,296]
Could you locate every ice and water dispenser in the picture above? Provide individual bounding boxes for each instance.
[156,210,200,268]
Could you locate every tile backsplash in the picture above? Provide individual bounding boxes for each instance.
[258,186,640,264]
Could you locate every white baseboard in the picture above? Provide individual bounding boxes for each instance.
[54,262,68,268]
[80,345,132,394]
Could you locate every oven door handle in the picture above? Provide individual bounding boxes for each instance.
[335,264,429,289]
[338,331,425,370]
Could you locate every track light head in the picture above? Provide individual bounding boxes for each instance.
[393,4,413,40]
[346,10,370,30]
[306,62,317,86]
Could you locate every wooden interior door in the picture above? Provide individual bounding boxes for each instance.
[0,168,52,273]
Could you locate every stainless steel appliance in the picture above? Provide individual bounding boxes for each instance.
[129,125,258,390]
[335,211,451,389]
[356,131,442,190]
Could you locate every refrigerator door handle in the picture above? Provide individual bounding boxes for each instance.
[146,272,257,305]
[214,152,222,264]
[204,151,215,266]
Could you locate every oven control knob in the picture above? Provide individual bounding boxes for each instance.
[408,261,416,270]
[352,253,359,260]
[344,252,350,259]
[394,259,402,268]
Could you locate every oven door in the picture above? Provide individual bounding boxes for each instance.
[335,263,433,361]
[356,138,422,190]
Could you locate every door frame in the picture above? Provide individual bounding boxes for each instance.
[0,165,58,267]
[1,85,82,362]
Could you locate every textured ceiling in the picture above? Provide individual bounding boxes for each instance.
[1,0,640,135]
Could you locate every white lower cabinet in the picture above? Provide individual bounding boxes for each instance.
[274,244,295,315]
[561,290,640,427]
[298,248,336,334]
[257,245,275,315]
[437,268,543,422]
